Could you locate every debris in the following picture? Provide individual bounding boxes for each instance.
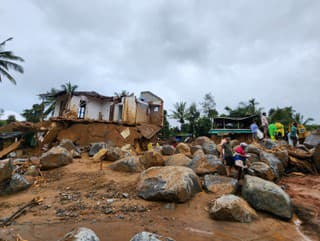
[0,140,22,159]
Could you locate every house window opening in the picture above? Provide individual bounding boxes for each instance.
[78,100,86,119]
[118,105,123,121]
[153,106,159,112]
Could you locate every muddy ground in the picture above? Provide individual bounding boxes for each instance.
[0,156,319,241]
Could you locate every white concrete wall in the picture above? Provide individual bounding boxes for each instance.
[85,97,104,120]
[101,101,112,121]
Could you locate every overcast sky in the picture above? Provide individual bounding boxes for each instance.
[0,0,319,124]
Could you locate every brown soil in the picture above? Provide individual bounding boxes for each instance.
[0,156,316,241]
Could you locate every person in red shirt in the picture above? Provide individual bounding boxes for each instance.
[234,142,249,180]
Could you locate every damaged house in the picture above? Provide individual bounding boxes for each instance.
[43,90,164,147]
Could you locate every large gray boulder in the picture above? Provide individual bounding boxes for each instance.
[203,175,238,195]
[190,145,202,155]
[161,145,175,156]
[59,227,100,241]
[248,162,276,181]
[165,154,191,167]
[202,142,218,155]
[274,150,289,168]
[130,231,175,241]
[262,139,277,150]
[259,151,284,180]
[59,139,76,152]
[4,174,32,194]
[137,166,202,203]
[242,175,293,219]
[89,142,107,157]
[109,156,144,172]
[209,194,258,223]
[40,146,72,170]
[246,145,261,155]
[304,129,320,148]
[175,143,191,156]
[189,154,226,175]
[0,159,13,183]
[105,146,126,161]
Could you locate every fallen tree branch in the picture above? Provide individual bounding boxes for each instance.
[0,197,42,227]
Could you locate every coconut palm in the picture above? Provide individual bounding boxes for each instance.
[114,90,130,97]
[171,101,188,127]
[0,37,24,84]
[61,81,78,95]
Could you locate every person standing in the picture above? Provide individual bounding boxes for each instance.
[290,122,298,147]
[234,142,249,180]
[268,123,277,140]
[250,121,259,141]
[261,112,269,138]
[221,137,234,177]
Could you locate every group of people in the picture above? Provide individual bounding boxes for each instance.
[250,112,299,146]
[220,137,249,180]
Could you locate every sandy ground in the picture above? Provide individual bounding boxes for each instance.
[0,156,318,241]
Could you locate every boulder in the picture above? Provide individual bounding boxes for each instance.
[59,139,76,152]
[202,142,218,155]
[89,142,107,157]
[161,145,175,156]
[203,175,238,195]
[274,150,289,168]
[192,149,206,158]
[189,154,226,175]
[140,151,165,168]
[40,146,72,170]
[5,174,32,194]
[312,144,320,171]
[209,194,258,223]
[165,154,191,167]
[194,136,211,146]
[242,175,293,219]
[130,232,175,241]
[259,151,284,180]
[105,147,127,161]
[93,148,108,162]
[246,145,261,155]
[262,139,277,150]
[190,145,202,155]
[24,165,40,177]
[109,156,144,172]
[230,139,240,148]
[71,149,81,159]
[248,162,276,181]
[137,166,202,203]
[247,153,260,164]
[175,143,191,156]
[59,227,100,241]
[0,159,13,183]
[304,130,320,148]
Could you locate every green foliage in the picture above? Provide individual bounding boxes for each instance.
[293,113,314,125]
[0,37,24,84]
[6,115,16,124]
[114,90,131,97]
[171,101,188,126]
[61,81,78,94]
[21,103,45,123]
[268,107,295,128]
[195,117,212,136]
[225,98,262,117]
[159,110,171,139]
[201,92,218,118]
[186,102,200,137]
[0,120,7,127]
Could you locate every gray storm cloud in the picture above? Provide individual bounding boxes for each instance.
[0,0,319,123]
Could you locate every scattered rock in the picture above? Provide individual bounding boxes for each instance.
[89,142,107,157]
[140,151,165,168]
[71,149,81,159]
[194,136,211,146]
[209,194,258,223]
[175,143,191,156]
[162,145,175,155]
[130,231,175,241]
[189,154,226,175]
[105,147,126,162]
[248,162,276,181]
[246,145,261,155]
[190,145,202,155]
[312,144,320,171]
[274,150,289,168]
[137,166,202,203]
[260,151,284,180]
[247,153,260,164]
[4,173,32,194]
[203,175,238,195]
[202,142,218,155]
[165,154,192,167]
[242,175,293,219]
[59,227,100,241]
[109,156,144,172]
[0,159,13,183]
[40,146,72,170]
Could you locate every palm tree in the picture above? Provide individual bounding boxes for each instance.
[171,101,188,129]
[0,37,24,84]
[114,90,130,97]
[293,113,314,125]
[61,81,78,95]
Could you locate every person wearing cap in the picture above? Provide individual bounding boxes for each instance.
[221,137,234,177]
[234,142,249,180]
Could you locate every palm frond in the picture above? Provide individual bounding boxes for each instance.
[0,66,16,84]
[0,60,24,73]
[0,37,13,47]
[0,51,24,62]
